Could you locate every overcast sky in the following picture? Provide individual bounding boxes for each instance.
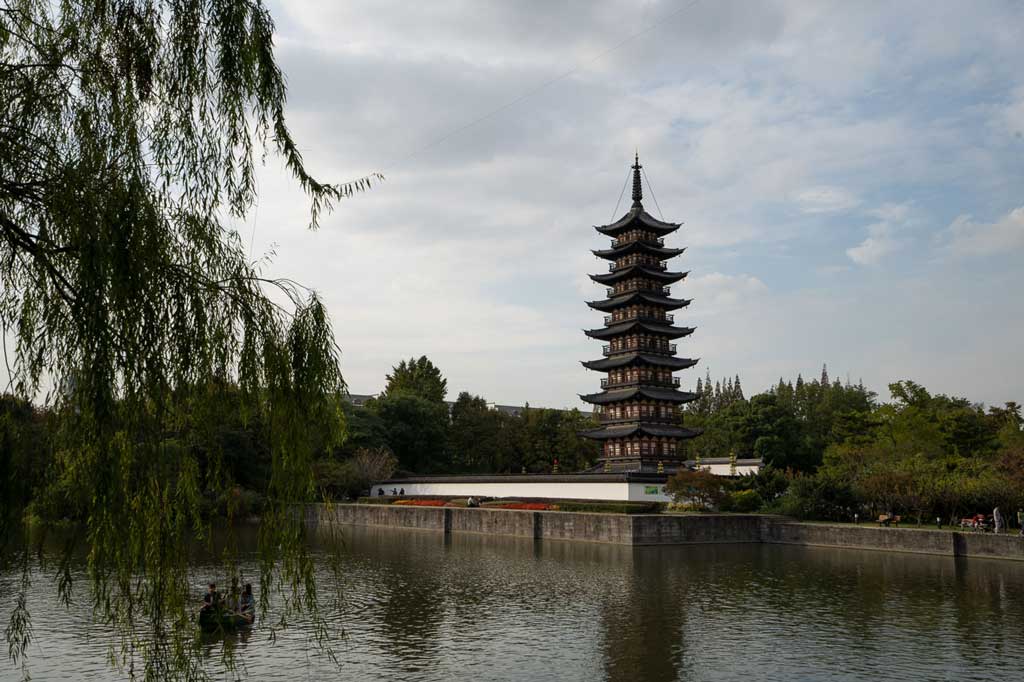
[249,0,1024,409]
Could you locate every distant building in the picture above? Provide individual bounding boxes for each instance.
[686,458,763,477]
[579,155,700,472]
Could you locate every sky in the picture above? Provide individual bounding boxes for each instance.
[247,0,1024,409]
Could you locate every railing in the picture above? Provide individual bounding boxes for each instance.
[603,313,675,326]
[600,376,682,389]
[612,236,664,248]
[609,259,662,272]
[599,412,679,425]
[606,285,672,298]
[602,343,677,356]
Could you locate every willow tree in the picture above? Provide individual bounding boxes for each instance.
[1,1,378,678]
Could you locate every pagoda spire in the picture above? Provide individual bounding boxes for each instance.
[631,152,643,207]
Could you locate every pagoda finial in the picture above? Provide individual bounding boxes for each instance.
[631,152,643,207]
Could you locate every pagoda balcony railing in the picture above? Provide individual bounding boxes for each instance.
[611,236,664,248]
[599,413,679,425]
[600,377,681,389]
[602,343,676,356]
[604,313,674,326]
[607,286,671,298]
[609,260,666,272]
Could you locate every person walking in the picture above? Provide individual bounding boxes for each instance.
[993,507,1003,534]
[1017,509,1023,537]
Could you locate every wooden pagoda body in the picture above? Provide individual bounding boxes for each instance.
[580,156,700,472]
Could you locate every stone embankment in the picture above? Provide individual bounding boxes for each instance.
[307,504,1024,562]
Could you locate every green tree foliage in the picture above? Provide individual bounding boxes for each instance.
[313,446,396,499]
[689,371,1020,523]
[1,1,382,677]
[0,396,53,531]
[684,369,875,471]
[370,393,449,474]
[665,469,726,510]
[381,356,448,403]
[771,381,1023,523]
[517,406,598,473]
[448,392,518,473]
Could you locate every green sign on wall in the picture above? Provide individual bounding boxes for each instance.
[643,486,659,495]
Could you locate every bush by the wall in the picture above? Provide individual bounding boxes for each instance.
[721,489,763,513]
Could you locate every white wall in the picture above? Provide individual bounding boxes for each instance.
[371,480,673,503]
[695,463,761,477]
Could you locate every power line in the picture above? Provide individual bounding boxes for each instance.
[386,0,704,171]
[610,166,631,221]
[643,164,667,218]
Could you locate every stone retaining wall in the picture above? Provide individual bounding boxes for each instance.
[763,521,1024,561]
[308,504,1024,561]
[765,522,954,556]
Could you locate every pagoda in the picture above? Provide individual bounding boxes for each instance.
[580,155,700,472]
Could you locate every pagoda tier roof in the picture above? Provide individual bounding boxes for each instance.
[586,291,691,312]
[592,242,685,261]
[580,423,702,441]
[594,206,681,237]
[590,264,688,285]
[581,354,699,371]
[579,386,698,405]
[584,320,695,340]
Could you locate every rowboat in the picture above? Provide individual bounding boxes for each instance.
[197,607,255,632]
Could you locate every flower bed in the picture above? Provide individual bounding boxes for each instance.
[393,499,447,507]
[490,502,556,511]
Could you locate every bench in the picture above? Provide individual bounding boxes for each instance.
[877,514,901,527]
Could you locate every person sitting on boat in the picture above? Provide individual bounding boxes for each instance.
[201,583,221,612]
[227,576,241,612]
[239,583,255,621]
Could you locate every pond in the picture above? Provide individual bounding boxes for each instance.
[3,525,1023,681]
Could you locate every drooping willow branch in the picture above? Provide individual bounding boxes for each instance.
[1,1,374,679]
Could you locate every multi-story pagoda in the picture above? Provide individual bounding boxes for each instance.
[580,155,700,472]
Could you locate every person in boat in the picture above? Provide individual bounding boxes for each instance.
[227,576,241,612]
[201,583,221,612]
[239,583,255,621]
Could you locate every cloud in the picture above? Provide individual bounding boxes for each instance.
[210,0,1024,409]
[995,86,1024,138]
[846,229,897,266]
[795,186,860,214]
[686,273,767,309]
[846,202,916,266]
[941,207,1024,258]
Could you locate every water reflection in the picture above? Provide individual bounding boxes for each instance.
[4,525,1024,681]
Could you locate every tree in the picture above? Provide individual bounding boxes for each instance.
[381,356,448,403]
[448,392,501,472]
[665,469,726,510]
[337,400,390,457]
[372,393,449,474]
[1,1,380,676]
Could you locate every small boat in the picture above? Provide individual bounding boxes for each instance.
[198,607,255,632]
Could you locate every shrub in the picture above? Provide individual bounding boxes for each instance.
[553,500,663,514]
[315,447,399,500]
[770,474,857,520]
[721,489,763,513]
[665,469,727,510]
[667,502,705,512]
[491,502,554,510]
